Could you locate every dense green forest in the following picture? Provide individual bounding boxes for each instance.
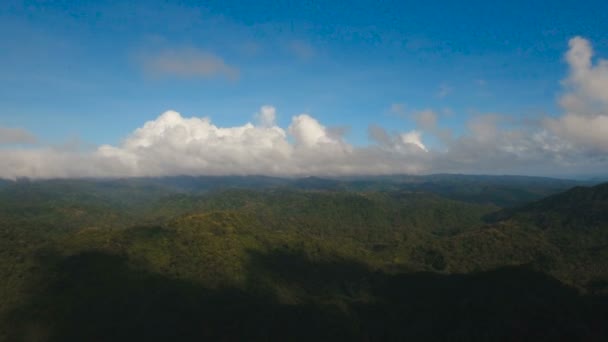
[0,175,606,340]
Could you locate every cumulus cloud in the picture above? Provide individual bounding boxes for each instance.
[256,105,277,127]
[433,115,565,173]
[0,126,37,145]
[368,125,428,152]
[92,107,429,177]
[289,114,337,147]
[1,36,608,179]
[544,36,608,152]
[417,36,608,175]
[399,131,427,152]
[97,109,292,176]
[142,47,238,80]
[0,106,432,179]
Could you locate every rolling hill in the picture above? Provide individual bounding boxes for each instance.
[0,176,606,340]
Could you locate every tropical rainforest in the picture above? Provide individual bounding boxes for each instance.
[0,175,607,341]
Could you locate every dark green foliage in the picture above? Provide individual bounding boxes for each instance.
[0,177,607,340]
[483,182,608,288]
[411,247,447,270]
[5,250,607,341]
[512,182,608,229]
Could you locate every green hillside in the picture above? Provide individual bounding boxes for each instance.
[0,178,606,340]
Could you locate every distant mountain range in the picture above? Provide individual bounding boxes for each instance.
[1,173,597,207]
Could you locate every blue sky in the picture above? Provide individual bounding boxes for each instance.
[1,0,608,178]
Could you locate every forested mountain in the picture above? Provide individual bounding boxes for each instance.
[507,182,608,228]
[0,176,606,340]
[1,173,590,206]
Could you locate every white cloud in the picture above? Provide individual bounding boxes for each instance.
[0,106,432,179]
[256,105,277,128]
[399,131,427,152]
[545,114,608,152]
[368,125,428,153]
[545,36,608,152]
[2,37,608,179]
[288,114,337,147]
[97,108,292,176]
[101,107,429,177]
[142,47,238,80]
[0,126,37,145]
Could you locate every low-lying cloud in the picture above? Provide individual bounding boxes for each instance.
[1,36,607,179]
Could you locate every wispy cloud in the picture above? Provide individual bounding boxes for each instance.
[141,47,239,80]
[239,41,261,57]
[0,126,37,145]
[288,40,315,60]
[389,103,407,117]
[437,83,452,98]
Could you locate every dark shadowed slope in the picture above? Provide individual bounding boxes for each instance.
[6,249,607,341]
[510,182,608,228]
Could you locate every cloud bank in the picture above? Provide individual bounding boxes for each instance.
[1,36,607,179]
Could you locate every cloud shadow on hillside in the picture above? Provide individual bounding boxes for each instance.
[6,249,608,341]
